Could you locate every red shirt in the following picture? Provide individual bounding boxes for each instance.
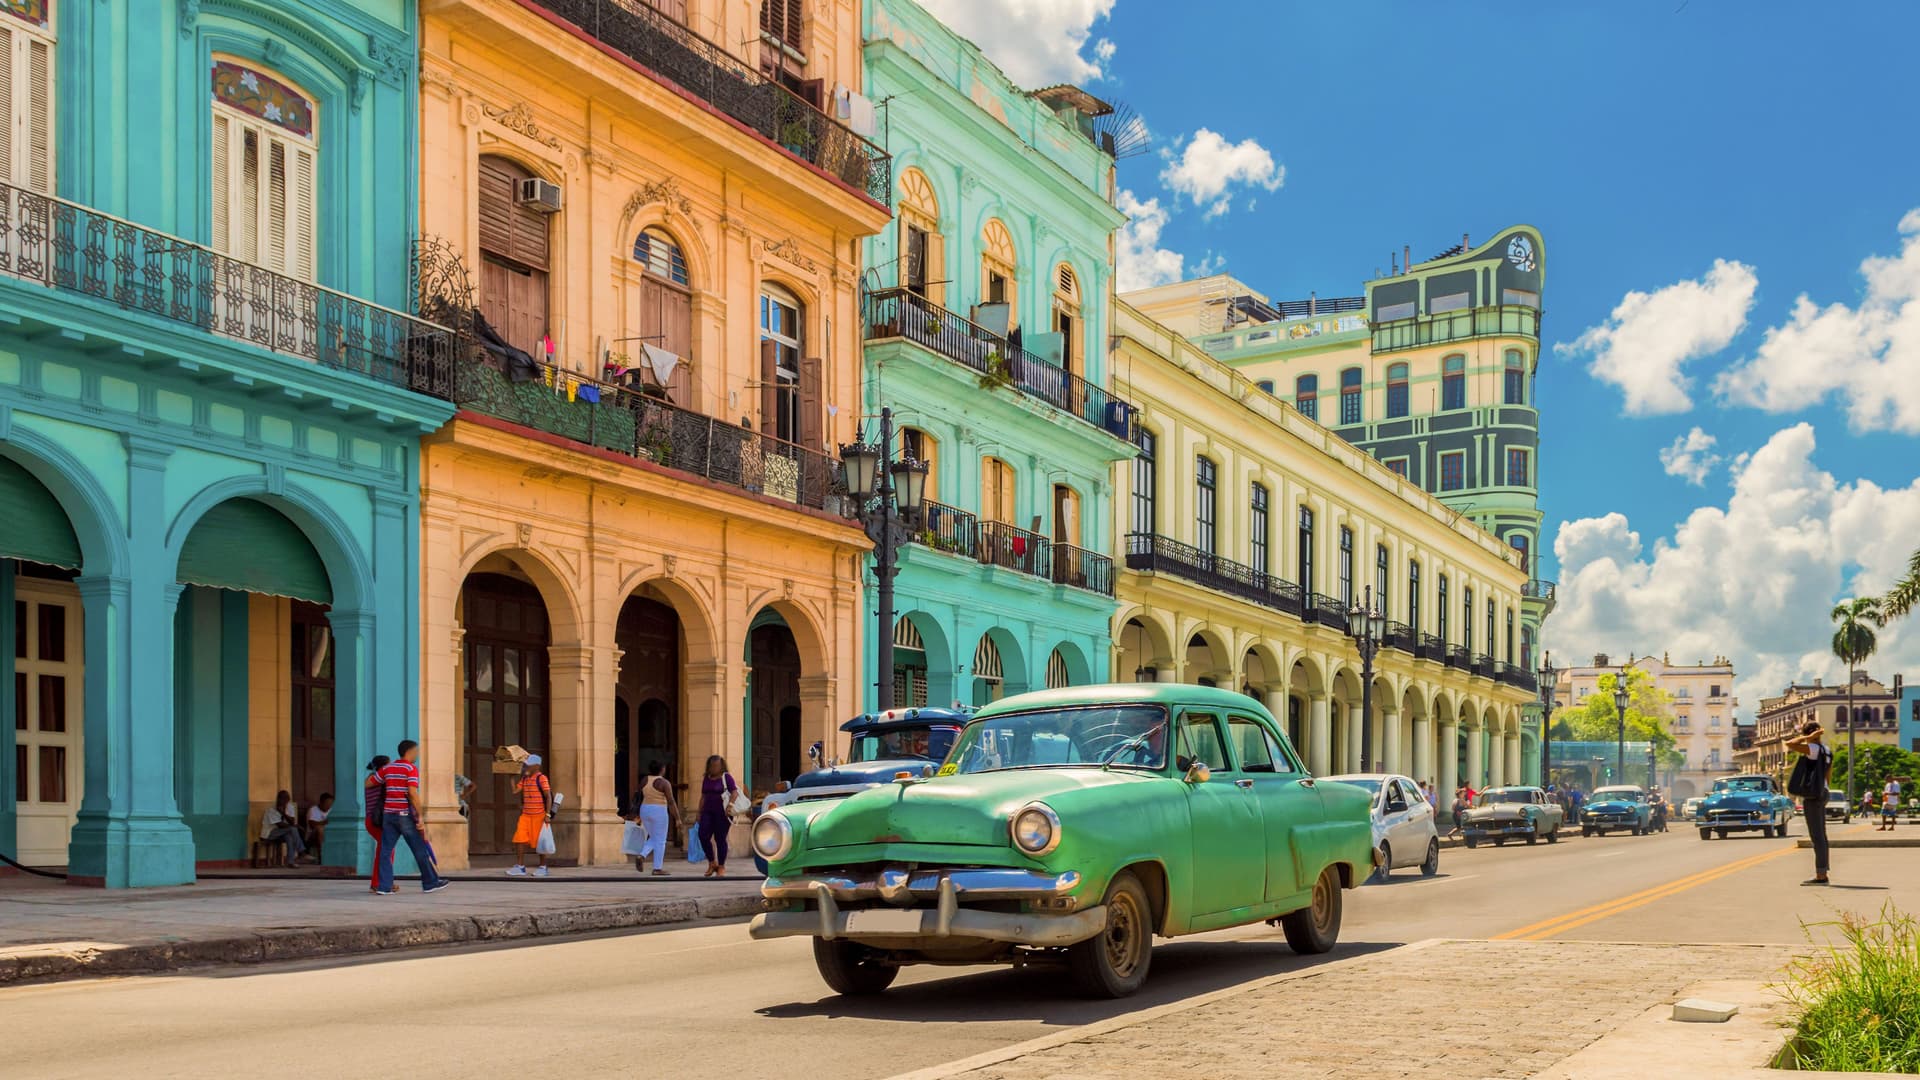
[378,761,420,813]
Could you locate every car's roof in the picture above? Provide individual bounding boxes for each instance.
[839,707,971,733]
[972,682,1276,720]
[1480,785,1543,793]
[1322,773,1408,783]
[1593,785,1644,794]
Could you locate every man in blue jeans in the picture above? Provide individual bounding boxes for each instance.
[376,740,451,895]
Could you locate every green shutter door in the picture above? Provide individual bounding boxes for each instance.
[176,499,332,604]
[0,456,82,569]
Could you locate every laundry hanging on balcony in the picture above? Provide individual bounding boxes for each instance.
[642,343,681,386]
[472,308,540,382]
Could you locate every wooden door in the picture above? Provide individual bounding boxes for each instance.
[288,601,335,806]
[461,575,551,856]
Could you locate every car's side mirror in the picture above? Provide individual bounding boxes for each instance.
[1184,762,1212,785]
[1387,799,1407,813]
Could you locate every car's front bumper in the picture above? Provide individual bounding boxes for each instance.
[751,869,1104,946]
[1464,819,1534,835]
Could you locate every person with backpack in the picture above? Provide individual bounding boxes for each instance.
[1784,719,1831,886]
[509,754,554,877]
[633,759,674,876]
[374,740,450,894]
[698,754,743,878]
[363,755,391,893]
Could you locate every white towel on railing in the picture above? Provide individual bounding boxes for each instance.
[642,343,681,385]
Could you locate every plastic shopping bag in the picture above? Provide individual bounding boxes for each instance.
[620,821,647,857]
[686,826,705,863]
[535,823,556,856]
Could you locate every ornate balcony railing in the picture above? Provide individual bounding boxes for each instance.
[1417,632,1447,662]
[1445,645,1471,670]
[1383,620,1416,654]
[455,358,843,511]
[912,500,977,559]
[1523,578,1558,602]
[1123,533,1302,616]
[1051,542,1114,598]
[865,288,1135,439]
[1307,593,1348,629]
[1370,304,1540,354]
[978,520,1050,579]
[1472,653,1496,679]
[0,182,454,396]
[528,0,890,201]
[1496,662,1538,693]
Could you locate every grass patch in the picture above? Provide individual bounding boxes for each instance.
[1777,903,1920,1071]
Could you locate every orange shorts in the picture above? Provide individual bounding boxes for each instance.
[513,813,546,846]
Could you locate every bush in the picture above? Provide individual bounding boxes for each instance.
[1779,904,1920,1071]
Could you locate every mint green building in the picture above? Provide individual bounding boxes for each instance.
[858,0,1135,708]
[0,0,448,886]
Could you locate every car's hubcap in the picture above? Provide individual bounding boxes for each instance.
[1105,890,1143,978]
[1311,873,1334,932]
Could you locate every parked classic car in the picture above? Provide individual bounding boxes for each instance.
[1581,785,1654,836]
[1460,785,1565,847]
[1696,774,1795,839]
[748,684,1374,998]
[1324,773,1440,879]
[762,708,969,812]
[1681,796,1704,821]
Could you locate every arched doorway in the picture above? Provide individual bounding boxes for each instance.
[460,568,551,856]
[615,590,682,814]
[1185,633,1220,687]
[748,612,802,794]
[1117,615,1169,682]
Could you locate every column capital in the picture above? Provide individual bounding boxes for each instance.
[74,574,132,602]
[326,608,376,633]
[548,643,595,667]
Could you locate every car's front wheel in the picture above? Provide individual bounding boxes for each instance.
[1421,838,1440,876]
[1777,816,1792,839]
[1370,843,1392,884]
[1526,822,1540,845]
[812,938,898,996]
[1068,870,1152,998]
[1699,829,1712,840]
[1280,865,1343,955]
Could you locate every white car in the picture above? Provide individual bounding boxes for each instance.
[1682,797,1704,821]
[1324,773,1441,881]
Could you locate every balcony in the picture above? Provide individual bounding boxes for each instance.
[527,0,890,201]
[913,500,978,559]
[1370,304,1540,354]
[1383,620,1416,654]
[1051,543,1114,598]
[0,182,453,397]
[1124,533,1302,616]
[1496,662,1538,694]
[865,288,1135,439]
[454,356,842,511]
[1307,593,1348,630]
[1472,652,1496,679]
[908,504,1109,596]
[1446,645,1471,670]
[1417,632,1447,662]
[1523,578,1557,602]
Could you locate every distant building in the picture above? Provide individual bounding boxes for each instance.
[1900,681,1920,754]
[1559,653,1739,800]
[1749,672,1903,782]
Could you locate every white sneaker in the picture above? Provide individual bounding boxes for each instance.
[506,865,527,876]
[533,866,550,878]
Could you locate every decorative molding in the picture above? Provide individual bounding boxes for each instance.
[763,236,817,274]
[366,34,409,89]
[419,66,459,96]
[516,522,533,547]
[179,0,200,39]
[623,177,694,221]
[959,173,983,198]
[662,553,678,577]
[483,101,561,150]
[348,71,367,114]
[783,577,795,600]
[262,37,287,67]
[264,463,287,496]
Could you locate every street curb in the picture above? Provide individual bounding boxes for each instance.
[1796,836,1920,848]
[882,939,1448,1080]
[0,894,764,988]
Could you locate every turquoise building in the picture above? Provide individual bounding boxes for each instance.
[858,0,1134,709]
[0,0,448,886]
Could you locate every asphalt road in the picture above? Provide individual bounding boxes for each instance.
[7,821,1912,1080]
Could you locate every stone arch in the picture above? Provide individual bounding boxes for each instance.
[1288,653,1328,699]
[163,477,371,613]
[1241,640,1284,694]
[1115,608,1174,681]
[611,571,719,662]
[0,431,127,577]
[1046,640,1092,689]
[895,608,957,707]
[453,541,587,646]
[1181,625,1233,686]
[751,597,831,679]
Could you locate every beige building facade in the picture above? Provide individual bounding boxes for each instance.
[1745,672,1902,783]
[1561,653,1740,800]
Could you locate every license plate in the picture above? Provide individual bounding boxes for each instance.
[844,909,924,934]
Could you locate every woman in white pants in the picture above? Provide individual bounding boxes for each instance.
[634,760,674,876]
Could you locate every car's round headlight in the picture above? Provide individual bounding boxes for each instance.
[1010,803,1061,857]
[752,812,794,861]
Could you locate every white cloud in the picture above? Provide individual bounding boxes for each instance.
[916,0,1116,88]
[1555,259,1758,415]
[1546,423,1920,709]
[1658,426,1722,486]
[1715,209,1920,434]
[1159,129,1285,220]
[1114,188,1187,292]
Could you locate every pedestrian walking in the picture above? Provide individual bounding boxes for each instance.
[1449,786,1469,837]
[363,756,390,892]
[1881,776,1902,831]
[633,759,673,876]
[699,755,743,878]
[1784,719,1831,886]
[509,755,554,877]
[374,740,450,894]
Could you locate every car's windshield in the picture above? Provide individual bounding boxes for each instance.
[1477,790,1533,806]
[849,726,958,764]
[1713,777,1770,794]
[947,706,1167,774]
[1335,779,1384,795]
[1593,789,1641,802]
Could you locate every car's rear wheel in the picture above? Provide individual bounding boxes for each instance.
[1464,836,1478,849]
[1421,839,1440,876]
[1280,865,1343,955]
[1717,829,1730,839]
[1370,843,1392,883]
[1068,870,1152,998]
[1699,829,1712,840]
[812,938,898,996]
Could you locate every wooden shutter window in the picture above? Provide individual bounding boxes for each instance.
[798,357,822,449]
[210,113,229,252]
[759,339,779,438]
[211,106,318,279]
[0,16,55,194]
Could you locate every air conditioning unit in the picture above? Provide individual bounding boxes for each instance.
[516,178,563,213]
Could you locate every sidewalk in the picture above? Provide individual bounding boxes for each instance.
[0,866,765,986]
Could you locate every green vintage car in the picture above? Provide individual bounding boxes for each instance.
[748,684,1374,998]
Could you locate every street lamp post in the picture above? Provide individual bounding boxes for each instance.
[1346,585,1386,772]
[1611,673,1630,786]
[839,406,927,711]
[1538,651,1559,789]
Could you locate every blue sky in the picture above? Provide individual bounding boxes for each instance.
[927,0,1920,705]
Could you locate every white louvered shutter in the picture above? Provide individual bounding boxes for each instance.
[212,106,318,280]
[0,25,13,185]
[210,113,229,251]
[237,125,260,262]
[0,16,56,193]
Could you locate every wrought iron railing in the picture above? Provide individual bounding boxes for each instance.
[865,288,1135,439]
[1523,578,1558,602]
[1051,542,1114,598]
[1472,653,1496,679]
[1383,620,1416,653]
[1307,593,1348,629]
[1417,632,1447,662]
[0,181,454,396]
[1370,304,1540,354]
[1445,645,1471,670]
[1123,533,1302,616]
[912,500,977,559]
[978,520,1050,579]
[528,0,890,201]
[1496,662,1538,693]
[455,358,843,511]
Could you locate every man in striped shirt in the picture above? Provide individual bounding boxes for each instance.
[375,740,451,894]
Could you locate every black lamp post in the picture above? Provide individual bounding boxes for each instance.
[1346,585,1386,772]
[1611,672,1630,786]
[1538,651,1559,789]
[840,406,927,711]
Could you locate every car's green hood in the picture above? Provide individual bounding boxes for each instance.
[803,768,1146,850]
[1703,792,1773,809]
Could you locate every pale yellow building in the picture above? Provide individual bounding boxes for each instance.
[415,0,891,867]
[1561,653,1740,799]
[1747,672,1902,783]
[1109,300,1536,797]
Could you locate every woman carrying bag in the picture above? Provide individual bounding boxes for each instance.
[697,755,748,878]
[1785,719,1832,886]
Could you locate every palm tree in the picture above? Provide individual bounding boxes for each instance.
[1830,597,1885,817]
[1884,548,1920,619]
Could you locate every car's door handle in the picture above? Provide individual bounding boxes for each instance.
[1297,777,1316,789]
[1235,779,1255,791]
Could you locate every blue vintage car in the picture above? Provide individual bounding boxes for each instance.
[1581,785,1653,836]
[764,708,969,811]
[1697,774,1794,839]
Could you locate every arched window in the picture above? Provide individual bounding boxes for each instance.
[898,168,943,303]
[0,1,55,194]
[1295,374,1319,421]
[1052,483,1080,546]
[972,634,1004,705]
[1339,367,1363,425]
[980,218,1017,330]
[901,426,937,500]
[1046,648,1071,690]
[1505,349,1527,405]
[212,58,318,280]
[1386,362,1409,418]
[892,616,929,707]
[1053,263,1082,376]
[1510,533,1530,575]
[981,456,1016,524]
[759,283,820,447]
[1442,355,1466,410]
[628,226,693,405]
[475,154,551,360]
[1257,379,1275,395]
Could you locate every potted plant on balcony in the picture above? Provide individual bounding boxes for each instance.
[779,119,816,158]
[978,350,1014,393]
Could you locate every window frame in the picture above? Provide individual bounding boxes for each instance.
[1438,574,1449,643]
[758,283,805,444]
[211,57,320,281]
[0,3,56,195]
[1194,455,1218,556]
[1504,349,1527,405]
[1338,526,1354,606]
[1295,374,1318,421]
[1297,505,1315,594]
[1131,429,1157,536]
[1408,559,1421,632]
[1385,362,1409,418]
[1506,446,1530,488]
[1249,481,1270,576]
[1339,367,1363,425]
[1442,355,1466,411]
[1439,450,1466,492]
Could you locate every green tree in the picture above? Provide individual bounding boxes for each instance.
[1548,667,1681,765]
[1884,547,1920,620]
[1831,597,1885,810]
[1831,744,1920,806]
